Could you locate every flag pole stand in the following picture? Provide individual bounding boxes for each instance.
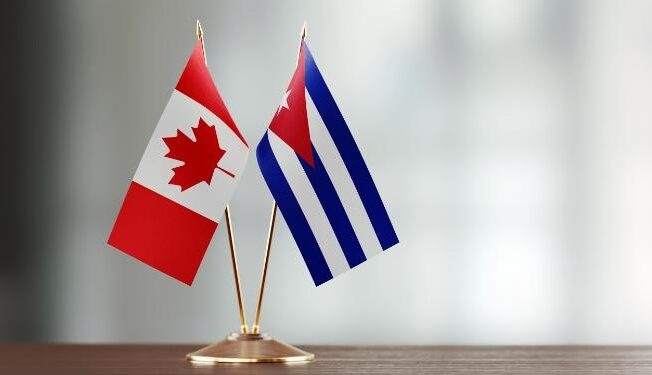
[186,202,314,363]
[186,22,313,364]
[185,332,314,363]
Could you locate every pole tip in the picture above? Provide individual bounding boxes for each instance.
[300,21,307,40]
[196,19,204,40]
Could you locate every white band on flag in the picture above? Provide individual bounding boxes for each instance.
[267,131,349,276]
[306,96,384,259]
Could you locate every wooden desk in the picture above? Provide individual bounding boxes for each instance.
[2,344,652,374]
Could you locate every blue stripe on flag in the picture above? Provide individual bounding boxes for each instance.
[299,146,367,268]
[256,133,333,285]
[304,44,399,250]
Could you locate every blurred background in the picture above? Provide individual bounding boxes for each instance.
[2,0,652,345]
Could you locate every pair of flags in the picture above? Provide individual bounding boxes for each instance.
[108,27,399,286]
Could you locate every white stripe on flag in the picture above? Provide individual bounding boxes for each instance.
[268,131,349,276]
[133,90,249,222]
[307,96,384,259]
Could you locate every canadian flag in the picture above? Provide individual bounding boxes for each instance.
[108,39,248,285]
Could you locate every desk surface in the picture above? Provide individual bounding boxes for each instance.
[2,344,652,374]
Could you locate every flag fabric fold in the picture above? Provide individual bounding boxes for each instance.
[256,39,399,286]
[108,40,249,285]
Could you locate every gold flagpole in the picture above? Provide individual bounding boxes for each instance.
[251,21,307,335]
[251,202,277,334]
[196,20,249,334]
[187,21,313,363]
[224,206,249,334]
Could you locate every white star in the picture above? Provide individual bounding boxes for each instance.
[276,89,291,115]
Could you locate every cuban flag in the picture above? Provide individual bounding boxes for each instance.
[256,36,399,286]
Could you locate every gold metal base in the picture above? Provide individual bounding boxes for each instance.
[186,333,314,363]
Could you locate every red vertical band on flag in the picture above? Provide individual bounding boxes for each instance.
[176,40,248,147]
[108,181,217,285]
[268,41,314,167]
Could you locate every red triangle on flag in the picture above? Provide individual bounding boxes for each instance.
[268,42,314,167]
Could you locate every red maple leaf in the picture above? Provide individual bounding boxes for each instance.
[162,118,234,191]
